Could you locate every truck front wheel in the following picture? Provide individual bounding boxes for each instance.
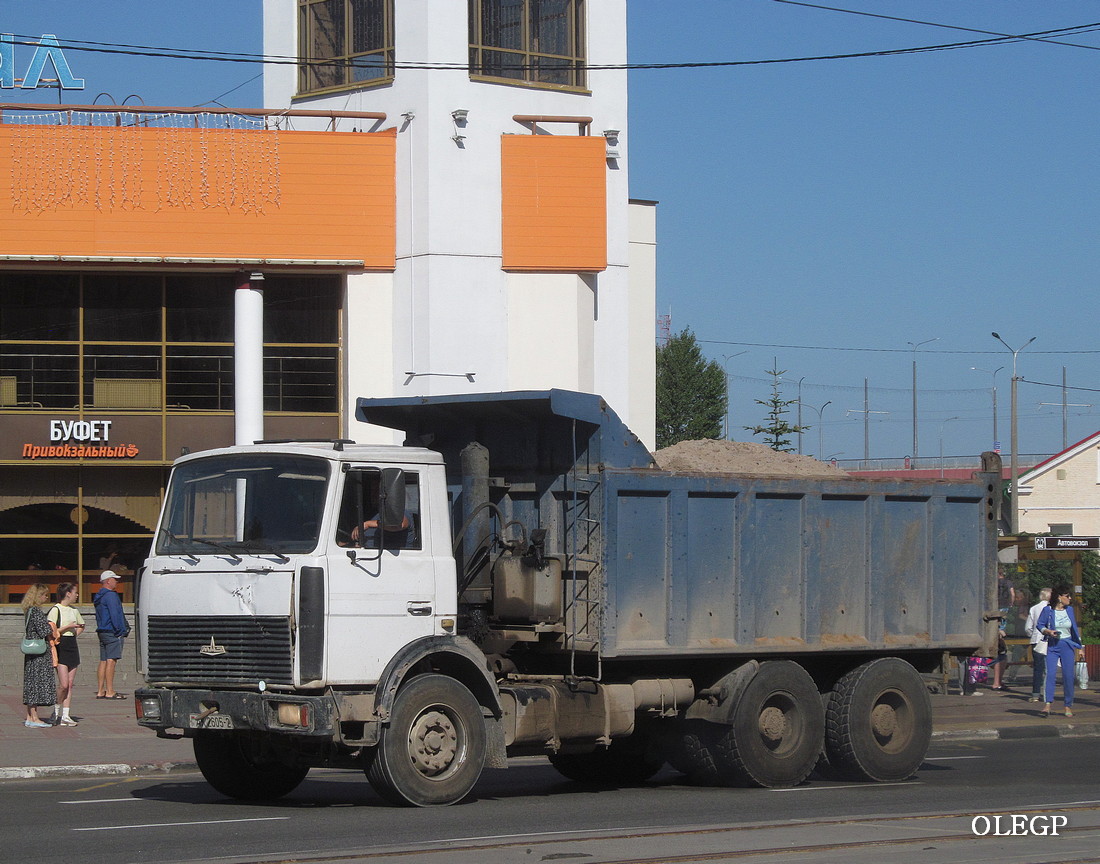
[365,674,486,807]
[824,657,931,782]
[712,660,824,788]
[193,733,308,801]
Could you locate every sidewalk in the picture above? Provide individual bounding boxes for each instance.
[3,679,1099,781]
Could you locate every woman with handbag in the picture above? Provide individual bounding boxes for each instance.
[1037,584,1082,718]
[21,582,58,728]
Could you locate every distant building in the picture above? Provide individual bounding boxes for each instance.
[1018,432,1100,536]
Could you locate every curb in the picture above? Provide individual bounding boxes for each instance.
[932,722,1100,742]
[0,761,198,781]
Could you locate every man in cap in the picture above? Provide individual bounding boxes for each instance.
[93,570,130,699]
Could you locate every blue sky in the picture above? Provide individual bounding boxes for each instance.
[3,2,1098,464]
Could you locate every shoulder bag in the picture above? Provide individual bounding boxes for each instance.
[20,612,47,656]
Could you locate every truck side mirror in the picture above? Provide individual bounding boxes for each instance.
[379,468,406,532]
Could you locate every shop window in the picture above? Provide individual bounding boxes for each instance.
[83,274,162,342]
[166,347,234,411]
[264,276,341,343]
[0,273,79,341]
[84,345,161,410]
[264,347,338,413]
[298,0,394,95]
[469,0,586,89]
[166,276,234,343]
[0,344,79,409]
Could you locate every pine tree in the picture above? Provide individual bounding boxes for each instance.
[744,362,807,452]
[655,328,726,449]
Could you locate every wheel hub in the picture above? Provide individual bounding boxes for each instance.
[758,705,788,742]
[409,709,458,776]
[871,703,898,738]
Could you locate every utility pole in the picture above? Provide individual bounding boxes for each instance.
[721,351,747,440]
[992,332,1036,535]
[908,337,938,461]
[845,380,888,463]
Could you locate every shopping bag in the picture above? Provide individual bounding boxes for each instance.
[1076,660,1089,690]
[967,656,991,685]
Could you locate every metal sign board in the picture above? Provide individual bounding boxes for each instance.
[1034,536,1100,551]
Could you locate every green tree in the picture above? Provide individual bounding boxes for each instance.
[744,362,806,452]
[655,328,726,449]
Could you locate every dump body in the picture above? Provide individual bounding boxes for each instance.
[599,468,994,657]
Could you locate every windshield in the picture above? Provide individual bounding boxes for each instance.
[156,454,330,557]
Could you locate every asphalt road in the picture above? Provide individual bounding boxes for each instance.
[5,736,1099,864]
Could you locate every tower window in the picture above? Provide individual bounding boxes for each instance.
[469,0,586,90]
[298,0,394,95]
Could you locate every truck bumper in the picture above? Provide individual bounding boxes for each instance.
[136,687,336,739]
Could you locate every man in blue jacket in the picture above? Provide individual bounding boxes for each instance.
[93,570,130,699]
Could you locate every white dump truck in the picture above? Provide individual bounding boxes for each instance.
[135,390,1000,805]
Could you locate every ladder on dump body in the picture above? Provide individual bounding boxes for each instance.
[565,418,602,681]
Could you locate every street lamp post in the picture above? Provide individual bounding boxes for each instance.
[939,416,960,478]
[721,352,747,440]
[908,337,938,461]
[796,377,806,454]
[804,400,831,459]
[970,365,1004,452]
[992,332,1036,534]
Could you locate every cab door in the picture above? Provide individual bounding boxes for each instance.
[324,467,437,683]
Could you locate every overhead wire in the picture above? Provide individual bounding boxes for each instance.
[770,1,1100,52]
[3,19,1100,73]
[700,338,1100,356]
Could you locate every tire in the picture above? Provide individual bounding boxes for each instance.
[193,733,308,801]
[824,657,932,782]
[661,719,722,785]
[712,660,824,788]
[549,731,664,785]
[365,674,486,807]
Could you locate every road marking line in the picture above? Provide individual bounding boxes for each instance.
[923,756,987,761]
[74,817,289,831]
[61,797,143,804]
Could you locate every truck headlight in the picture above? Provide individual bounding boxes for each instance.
[276,702,311,727]
[137,696,162,721]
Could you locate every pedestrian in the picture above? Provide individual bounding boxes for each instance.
[93,570,130,700]
[990,630,1010,691]
[1024,587,1051,703]
[21,583,57,728]
[1036,584,1082,718]
[48,582,86,726]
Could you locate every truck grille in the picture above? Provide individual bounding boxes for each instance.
[146,616,293,686]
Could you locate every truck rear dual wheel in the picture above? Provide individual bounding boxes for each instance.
[712,660,824,788]
[823,657,931,782]
[193,732,309,801]
[365,674,486,807]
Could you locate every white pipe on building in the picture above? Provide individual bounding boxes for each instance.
[234,272,265,445]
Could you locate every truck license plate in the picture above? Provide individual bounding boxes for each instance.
[190,713,233,730]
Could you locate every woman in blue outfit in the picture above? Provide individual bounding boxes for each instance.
[1036,585,1082,718]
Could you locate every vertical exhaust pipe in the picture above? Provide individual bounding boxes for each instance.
[460,441,491,603]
